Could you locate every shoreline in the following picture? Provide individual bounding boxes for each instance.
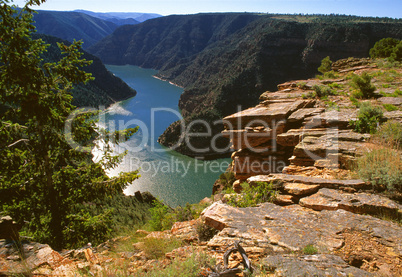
[152,74,184,88]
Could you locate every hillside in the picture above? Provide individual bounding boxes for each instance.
[34,34,136,107]
[74,10,162,24]
[33,10,119,48]
[89,13,402,158]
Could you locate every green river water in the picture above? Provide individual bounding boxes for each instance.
[93,65,231,207]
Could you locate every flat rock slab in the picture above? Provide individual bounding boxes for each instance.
[247,174,367,190]
[378,97,402,106]
[276,129,368,147]
[288,108,325,123]
[223,100,315,129]
[305,110,358,129]
[291,134,369,167]
[299,188,402,220]
[202,202,402,275]
[259,91,304,101]
[283,182,320,196]
[384,110,402,123]
[263,254,374,277]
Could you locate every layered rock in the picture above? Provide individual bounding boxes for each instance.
[299,188,402,219]
[263,254,374,276]
[219,59,402,181]
[202,201,402,275]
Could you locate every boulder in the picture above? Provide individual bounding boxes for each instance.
[0,241,74,276]
[283,182,320,196]
[273,194,296,206]
[170,219,199,242]
[299,188,402,220]
[0,216,22,241]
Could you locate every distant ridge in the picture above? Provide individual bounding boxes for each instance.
[33,10,119,48]
[74,10,162,23]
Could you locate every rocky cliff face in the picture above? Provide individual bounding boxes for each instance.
[220,58,401,181]
[89,14,402,157]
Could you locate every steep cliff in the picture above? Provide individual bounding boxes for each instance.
[89,14,402,158]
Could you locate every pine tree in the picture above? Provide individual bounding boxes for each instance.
[318,56,332,74]
[0,0,139,249]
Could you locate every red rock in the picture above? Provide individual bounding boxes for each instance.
[273,194,296,206]
[283,182,320,196]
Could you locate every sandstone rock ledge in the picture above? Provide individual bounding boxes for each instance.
[202,201,402,276]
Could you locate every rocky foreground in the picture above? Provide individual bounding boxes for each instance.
[1,58,402,276]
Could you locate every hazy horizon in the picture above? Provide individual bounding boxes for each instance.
[11,0,402,19]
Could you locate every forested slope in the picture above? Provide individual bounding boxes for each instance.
[89,13,402,157]
[35,34,136,108]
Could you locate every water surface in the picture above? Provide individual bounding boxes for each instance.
[94,65,230,207]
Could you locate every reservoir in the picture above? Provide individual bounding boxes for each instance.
[94,65,231,207]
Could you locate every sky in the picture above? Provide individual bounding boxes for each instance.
[10,0,402,18]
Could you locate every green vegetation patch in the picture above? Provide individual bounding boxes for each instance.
[226,181,277,208]
[350,102,383,134]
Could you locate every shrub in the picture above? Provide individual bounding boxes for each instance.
[356,147,402,193]
[318,56,332,74]
[391,89,402,97]
[313,85,335,98]
[383,104,398,112]
[391,41,402,61]
[149,199,173,231]
[376,120,402,149]
[323,70,340,79]
[196,222,218,241]
[303,244,318,255]
[136,252,216,277]
[302,91,316,99]
[328,82,342,89]
[226,181,277,208]
[297,81,309,90]
[218,171,236,190]
[140,237,183,259]
[351,102,383,134]
[148,200,210,231]
[349,96,361,107]
[351,73,377,99]
[370,38,402,61]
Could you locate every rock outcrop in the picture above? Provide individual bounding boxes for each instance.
[204,58,402,276]
[202,201,402,276]
[221,58,401,181]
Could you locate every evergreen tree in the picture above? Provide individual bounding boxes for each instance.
[318,56,332,74]
[369,37,400,59]
[0,0,139,249]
